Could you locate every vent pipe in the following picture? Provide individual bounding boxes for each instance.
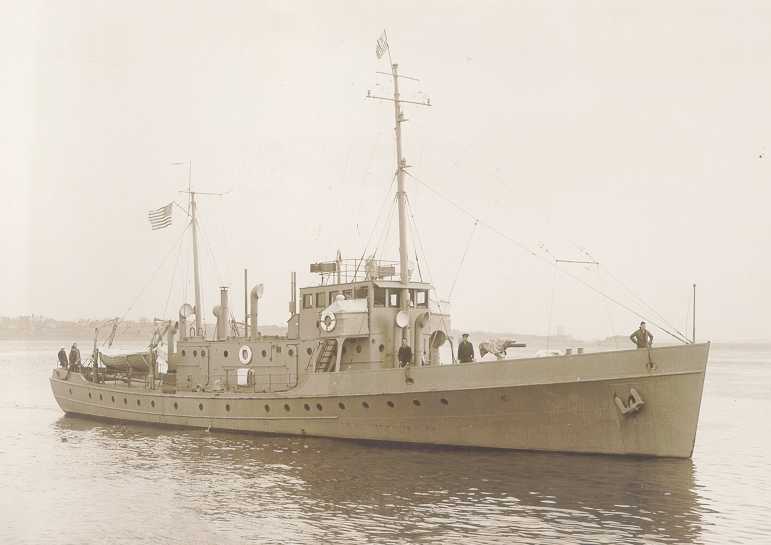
[213,286,230,340]
[250,284,264,339]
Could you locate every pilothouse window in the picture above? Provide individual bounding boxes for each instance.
[315,292,327,308]
[387,289,400,307]
[354,286,368,300]
[414,289,428,307]
[303,293,314,309]
[374,287,386,307]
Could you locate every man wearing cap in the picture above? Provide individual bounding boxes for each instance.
[398,338,413,367]
[630,322,653,349]
[57,347,68,368]
[458,333,475,363]
[68,342,81,369]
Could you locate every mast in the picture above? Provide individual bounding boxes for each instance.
[391,62,410,325]
[191,191,202,335]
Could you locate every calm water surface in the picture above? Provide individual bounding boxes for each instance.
[1,340,769,544]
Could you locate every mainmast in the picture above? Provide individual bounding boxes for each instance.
[367,33,431,347]
[391,62,410,326]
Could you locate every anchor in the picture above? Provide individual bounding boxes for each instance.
[614,388,645,416]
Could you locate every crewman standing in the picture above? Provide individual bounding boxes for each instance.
[630,321,653,349]
[57,347,68,368]
[458,333,475,363]
[68,343,81,369]
[398,338,412,367]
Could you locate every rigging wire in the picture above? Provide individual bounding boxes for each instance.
[373,195,398,260]
[404,195,454,344]
[353,171,398,278]
[448,219,479,301]
[162,227,188,318]
[572,243,688,340]
[103,222,191,346]
[404,170,690,344]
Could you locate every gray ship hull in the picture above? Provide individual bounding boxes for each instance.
[50,343,708,458]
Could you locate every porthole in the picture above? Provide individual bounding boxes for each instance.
[151,400,155,408]
[306,347,313,356]
[362,401,370,409]
[338,402,346,410]
[198,403,204,411]
[88,392,92,399]
[99,394,103,401]
[173,402,178,410]
[356,345,362,354]
[224,350,229,358]
[304,403,311,411]
[225,404,231,412]
[123,398,128,405]
[284,404,291,412]
[316,403,323,411]
[137,399,141,406]
[111,396,115,403]
[413,399,421,406]
[264,404,271,413]
[379,344,385,353]
[193,350,198,357]
[201,350,206,357]
[261,350,267,358]
[440,398,449,405]
[387,401,395,408]
[182,350,186,356]
[288,349,294,357]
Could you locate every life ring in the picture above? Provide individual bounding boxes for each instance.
[239,345,253,365]
[319,310,337,332]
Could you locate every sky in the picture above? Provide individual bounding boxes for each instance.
[2,1,771,342]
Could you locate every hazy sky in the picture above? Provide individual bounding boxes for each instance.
[3,1,771,342]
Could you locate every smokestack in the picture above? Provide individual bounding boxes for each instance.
[213,287,230,340]
[250,284,264,339]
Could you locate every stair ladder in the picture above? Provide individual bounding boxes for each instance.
[315,339,338,373]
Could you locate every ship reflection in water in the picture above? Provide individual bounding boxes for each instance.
[53,416,702,544]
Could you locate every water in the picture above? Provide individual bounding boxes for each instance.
[1,340,769,544]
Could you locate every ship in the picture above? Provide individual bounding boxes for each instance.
[50,47,709,458]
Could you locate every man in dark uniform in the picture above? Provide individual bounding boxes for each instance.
[458,333,475,363]
[398,338,412,367]
[57,347,68,368]
[68,342,81,369]
[630,321,653,349]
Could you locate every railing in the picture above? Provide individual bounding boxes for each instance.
[209,372,299,393]
[310,258,401,284]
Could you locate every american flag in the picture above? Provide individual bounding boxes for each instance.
[376,30,389,59]
[148,203,173,230]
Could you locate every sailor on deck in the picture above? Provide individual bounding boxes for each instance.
[458,333,475,363]
[630,322,653,349]
[57,347,68,368]
[398,338,412,367]
[68,343,81,369]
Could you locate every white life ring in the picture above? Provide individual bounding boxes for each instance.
[319,310,337,332]
[238,345,253,364]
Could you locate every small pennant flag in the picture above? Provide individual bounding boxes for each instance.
[376,30,389,59]
[148,203,173,230]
